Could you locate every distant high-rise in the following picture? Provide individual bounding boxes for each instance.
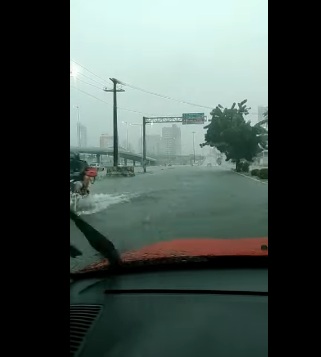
[100,134,113,148]
[138,135,161,156]
[161,124,181,156]
[77,123,87,147]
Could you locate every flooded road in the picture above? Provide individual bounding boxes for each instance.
[70,165,268,271]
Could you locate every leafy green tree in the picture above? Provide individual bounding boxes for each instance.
[254,109,268,150]
[257,109,268,127]
[201,100,267,170]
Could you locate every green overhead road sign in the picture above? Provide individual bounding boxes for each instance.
[182,113,205,125]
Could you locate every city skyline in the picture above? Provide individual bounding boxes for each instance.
[76,122,87,147]
[71,0,267,152]
[100,133,113,149]
[138,134,161,156]
[161,125,182,156]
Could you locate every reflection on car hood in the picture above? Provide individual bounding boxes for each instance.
[75,237,268,274]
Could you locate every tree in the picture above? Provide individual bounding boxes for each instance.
[200,100,267,170]
[254,109,268,150]
[258,109,268,127]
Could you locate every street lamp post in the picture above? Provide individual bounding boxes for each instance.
[143,117,146,173]
[130,122,152,172]
[122,121,129,150]
[192,131,196,164]
[74,105,80,147]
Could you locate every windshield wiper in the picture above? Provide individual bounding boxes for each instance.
[70,209,121,268]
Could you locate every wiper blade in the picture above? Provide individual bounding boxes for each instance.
[70,209,121,268]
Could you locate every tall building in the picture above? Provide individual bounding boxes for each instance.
[77,123,87,147]
[138,135,161,156]
[161,124,181,156]
[100,134,113,148]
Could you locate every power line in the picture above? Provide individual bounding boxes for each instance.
[118,106,155,116]
[70,59,212,109]
[75,78,104,90]
[78,72,109,87]
[71,59,261,115]
[70,85,155,116]
[121,81,213,110]
[70,85,111,105]
[121,81,261,115]
[70,59,112,89]
[70,85,257,120]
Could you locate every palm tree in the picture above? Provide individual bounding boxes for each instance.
[254,109,268,151]
[258,109,268,127]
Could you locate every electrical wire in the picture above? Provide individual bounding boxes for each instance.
[70,85,156,116]
[71,59,265,115]
[70,59,110,86]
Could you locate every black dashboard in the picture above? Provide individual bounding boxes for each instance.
[70,268,268,357]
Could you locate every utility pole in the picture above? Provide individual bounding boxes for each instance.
[104,79,125,167]
[192,131,196,164]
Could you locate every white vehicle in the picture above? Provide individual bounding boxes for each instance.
[89,163,100,168]
[90,163,105,171]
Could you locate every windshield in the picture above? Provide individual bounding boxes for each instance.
[70,0,268,273]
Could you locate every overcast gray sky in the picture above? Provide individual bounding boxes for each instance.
[70,0,268,154]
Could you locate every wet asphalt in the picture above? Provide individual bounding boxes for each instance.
[70,165,268,271]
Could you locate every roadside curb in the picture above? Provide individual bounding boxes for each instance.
[221,166,268,185]
[232,170,268,185]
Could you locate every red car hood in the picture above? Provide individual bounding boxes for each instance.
[76,237,268,274]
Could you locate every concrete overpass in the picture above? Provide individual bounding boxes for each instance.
[154,154,205,165]
[70,146,157,166]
